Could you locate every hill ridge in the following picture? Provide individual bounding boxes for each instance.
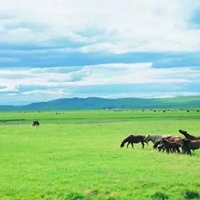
[0,96,200,111]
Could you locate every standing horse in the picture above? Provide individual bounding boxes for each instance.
[161,138,182,153]
[179,129,200,140]
[181,138,200,155]
[153,136,182,152]
[144,134,172,144]
[32,120,40,126]
[120,135,146,149]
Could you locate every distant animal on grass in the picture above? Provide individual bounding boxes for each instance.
[120,135,146,149]
[179,129,200,140]
[32,120,40,126]
[181,138,200,155]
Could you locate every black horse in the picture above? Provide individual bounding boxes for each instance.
[181,138,200,155]
[179,129,200,140]
[120,135,145,149]
[32,120,40,126]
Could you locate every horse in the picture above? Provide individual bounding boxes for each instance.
[157,143,165,152]
[153,137,181,152]
[152,135,182,150]
[181,138,200,155]
[153,138,164,149]
[179,129,200,140]
[120,135,146,149]
[161,138,182,153]
[32,120,40,126]
[168,136,182,143]
[144,134,172,143]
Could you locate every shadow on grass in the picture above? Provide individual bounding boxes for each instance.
[151,192,169,200]
[183,190,200,200]
[59,192,87,200]
[59,190,118,200]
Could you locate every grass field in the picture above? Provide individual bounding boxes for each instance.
[0,109,200,200]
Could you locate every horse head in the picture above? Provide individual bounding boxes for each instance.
[144,134,150,142]
[179,129,188,135]
[120,135,134,148]
[120,142,125,148]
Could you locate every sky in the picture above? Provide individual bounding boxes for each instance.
[0,0,200,105]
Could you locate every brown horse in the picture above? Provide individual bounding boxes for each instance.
[153,136,181,149]
[168,136,182,143]
[160,138,182,153]
[179,129,200,140]
[181,138,200,155]
[120,135,145,149]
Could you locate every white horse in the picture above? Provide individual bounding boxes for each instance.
[144,134,172,143]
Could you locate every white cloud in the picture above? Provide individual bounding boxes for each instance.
[0,64,199,104]
[0,85,18,92]
[1,0,200,52]
[0,63,199,90]
[22,89,65,96]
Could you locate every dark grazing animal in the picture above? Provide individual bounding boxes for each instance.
[179,129,200,140]
[32,120,40,126]
[120,135,145,149]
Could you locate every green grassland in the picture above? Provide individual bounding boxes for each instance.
[0,109,200,200]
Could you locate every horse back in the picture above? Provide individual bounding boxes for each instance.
[190,140,200,149]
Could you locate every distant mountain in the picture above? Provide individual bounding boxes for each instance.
[0,96,200,111]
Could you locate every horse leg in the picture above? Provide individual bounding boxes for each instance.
[131,143,134,148]
[187,149,192,156]
[181,146,186,154]
[163,147,166,152]
[166,147,170,153]
[171,147,176,153]
[176,147,180,153]
[127,143,129,148]
[141,141,144,149]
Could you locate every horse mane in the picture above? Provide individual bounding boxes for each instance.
[121,135,132,143]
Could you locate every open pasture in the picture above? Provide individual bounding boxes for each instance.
[0,109,200,200]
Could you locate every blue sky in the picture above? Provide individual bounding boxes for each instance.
[0,0,200,105]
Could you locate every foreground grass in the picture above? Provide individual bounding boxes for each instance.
[0,110,200,200]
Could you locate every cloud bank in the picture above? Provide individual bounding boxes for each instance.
[0,63,199,104]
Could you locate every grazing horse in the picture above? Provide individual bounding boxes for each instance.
[153,138,163,149]
[161,138,182,153]
[120,135,145,149]
[179,129,200,140]
[32,120,40,126]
